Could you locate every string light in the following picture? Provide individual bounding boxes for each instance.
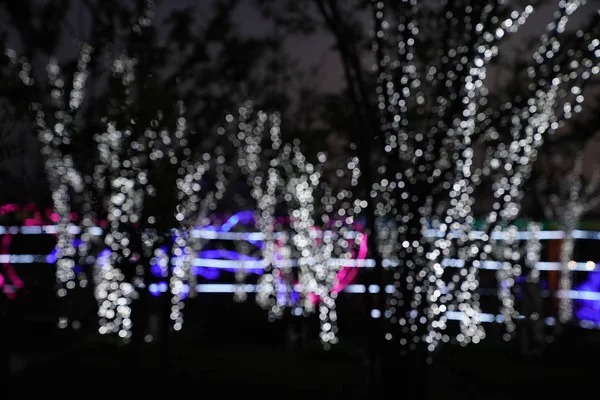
[171,109,231,330]
[206,103,367,345]
[373,0,599,351]
[3,0,597,349]
[372,0,532,350]
[537,148,600,323]
[93,52,143,338]
[521,221,545,354]
[491,225,521,340]
[4,43,93,326]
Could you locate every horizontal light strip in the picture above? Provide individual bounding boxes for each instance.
[443,310,558,325]
[147,283,397,294]
[145,284,597,328]
[556,289,600,301]
[2,225,600,241]
[145,283,600,302]
[428,311,595,330]
[0,255,49,263]
[190,257,376,268]
[4,254,600,272]
[0,225,102,235]
[192,258,599,272]
[3,280,597,303]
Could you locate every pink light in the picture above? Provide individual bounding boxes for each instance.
[282,220,367,306]
[1,232,19,299]
[24,212,45,226]
[0,202,368,304]
[0,203,38,216]
[0,204,19,215]
[0,203,35,298]
[332,221,367,295]
[1,233,24,290]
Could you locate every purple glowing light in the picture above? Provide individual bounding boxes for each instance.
[2,205,366,304]
[575,271,600,323]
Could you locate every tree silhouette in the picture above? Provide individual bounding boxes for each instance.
[253,0,600,395]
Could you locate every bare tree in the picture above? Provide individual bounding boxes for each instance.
[537,134,600,324]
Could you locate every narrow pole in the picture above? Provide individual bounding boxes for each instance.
[159,232,172,383]
[354,89,384,398]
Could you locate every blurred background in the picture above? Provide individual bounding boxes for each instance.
[1,0,600,398]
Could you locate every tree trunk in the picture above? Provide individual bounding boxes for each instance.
[558,216,578,325]
[129,230,150,372]
[521,279,545,356]
[159,233,173,382]
[379,186,431,397]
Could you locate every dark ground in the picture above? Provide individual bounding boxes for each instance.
[3,294,600,398]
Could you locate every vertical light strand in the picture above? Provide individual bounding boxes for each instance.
[169,109,191,331]
[11,43,93,326]
[521,221,545,355]
[98,122,135,338]
[557,151,585,323]
[495,225,521,340]
[94,52,139,338]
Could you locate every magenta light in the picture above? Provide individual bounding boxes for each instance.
[0,204,366,303]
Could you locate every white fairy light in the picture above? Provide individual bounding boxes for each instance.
[173,151,213,299]
[94,248,132,336]
[234,104,283,310]
[492,225,521,340]
[173,102,290,327]
[94,53,148,338]
[96,121,136,338]
[219,102,365,345]
[372,0,532,350]
[537,146,600,323]
[5,44,93,326]
[286,151,362,347]
[525,222,542,286]
[171,110,234,330]
[373,0,600,351]
[172,103,246,328]
[233,240,252,302]
[224,103,297,319]
[94,0,162,337]
[520,221,545,355]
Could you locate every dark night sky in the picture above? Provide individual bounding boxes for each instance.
[0,0,596,94]
[153,0,597,93]
[0,0,599,198]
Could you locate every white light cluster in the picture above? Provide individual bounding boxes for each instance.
[171,109,230,329]
[238,104,281,305]
[521,221,545,354]
[171,102,269,327]
[96,121,137,338]
[372,0,532,350]
[297,161,365,347]
[5,44,93,326]
[215,103,365,346]
[485,0,595,231]
[93,52,143,338]
[491,225,521,340]
[537,149,600,323]
[525,222,542,286]
[372,0,600,351]
[480,0,600,329]
[94,0,162,337]
[237,105,287,315]
[94,50,179,337]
